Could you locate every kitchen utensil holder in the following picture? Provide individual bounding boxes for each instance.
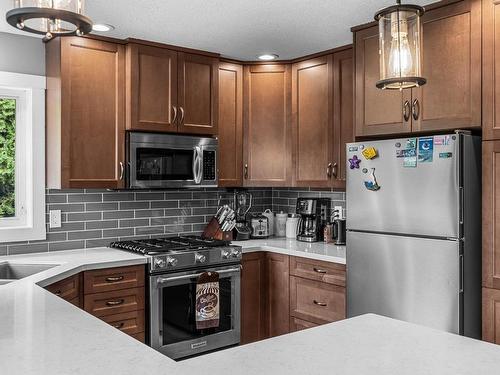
[202,217,233,241]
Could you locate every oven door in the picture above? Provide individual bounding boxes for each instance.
[127,132,217,189]
[149,265,241,359]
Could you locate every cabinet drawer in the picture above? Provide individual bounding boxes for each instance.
[45,273,81,301]
[100,310,145,335]
[289,317,319,332]
[290,276,345,325]
[131,331,145,343]
[84,287,145,317]
[290,256,346,287]
[84,265,145,294]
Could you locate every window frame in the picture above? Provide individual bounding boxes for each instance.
[0,72,45,243]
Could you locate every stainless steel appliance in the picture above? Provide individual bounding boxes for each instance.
[250,214,269,239]
[296,198,330,242]
[346,132,481,338]
[233,191,252,241]
[333,219,346,245]
[127,132,218,189]
[110,236,241,359]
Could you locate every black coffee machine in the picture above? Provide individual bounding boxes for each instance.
[296,198,330,242]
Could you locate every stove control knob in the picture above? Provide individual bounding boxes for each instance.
[230,249,241,259]
[166,256,178,267]
[221,249,231,259]
[195,253,206,263]
[154,257,166,268]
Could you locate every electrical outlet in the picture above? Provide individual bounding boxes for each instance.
[334,206,344,219]
[49,210,62,229]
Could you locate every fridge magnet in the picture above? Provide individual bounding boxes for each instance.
[418,137,434,163]
[362,168,368,174]
[364,168,380,191]
[395,142,401,148]
[359,144,365,150]
[349,155,361,169]
[434,136,445,146]
[406,138,417,149]
[439,152,453,159]
[403,157,417,167]
[396,149,416,158]
[362,147,378,160]
[349,146,358,152]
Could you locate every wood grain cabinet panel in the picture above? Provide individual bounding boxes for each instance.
[483,287,500,344]
[83,265,145,294]
[100,310,145,336]
[45,273,82,308]
[218,62,243,186]
[84,287,145,318]
[289,317,319,332]
[126,43,178,132]
[178,53,218,134]
[290,256,346,287]
[243,64,292,186]
[482,0,500,139]
[46,37,126,189]
[266,253,290,337]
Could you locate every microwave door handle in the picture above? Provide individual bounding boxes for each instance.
[193,146,202,184]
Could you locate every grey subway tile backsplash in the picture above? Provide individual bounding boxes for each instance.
[0,187,342,256]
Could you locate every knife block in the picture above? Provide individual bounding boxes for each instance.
[202,217,233,241]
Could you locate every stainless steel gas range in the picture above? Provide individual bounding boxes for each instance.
[110,236,242,360]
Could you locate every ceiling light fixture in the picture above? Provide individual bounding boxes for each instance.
[6,0,93,41]
[92,23,114,32]
[374,0,426,90]
[258,54,279,61]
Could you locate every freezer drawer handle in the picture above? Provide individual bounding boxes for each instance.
[313,267,327,274]
[313,300,327,307]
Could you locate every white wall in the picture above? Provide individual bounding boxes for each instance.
[0,32,45,76]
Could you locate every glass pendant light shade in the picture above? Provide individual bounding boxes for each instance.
[6,0,93,40]
[375,0,426,90]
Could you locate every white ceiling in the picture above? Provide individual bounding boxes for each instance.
[0,0,432,61]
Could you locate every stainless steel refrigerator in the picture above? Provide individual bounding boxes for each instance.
[346,132,481,338]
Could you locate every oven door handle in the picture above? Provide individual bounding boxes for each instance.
[156,266,241,285]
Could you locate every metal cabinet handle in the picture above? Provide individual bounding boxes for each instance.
[331,163,338,179]
[113,322,125,329]
[54,290,62,296]
[313,300,327,307]
[313,267,327,274]
[105,276,124,283]
[179,106,185,124]
[244,164,248,179]
[327,163,332,178]
[172,106,178,124]
[119,162,124,180]
[412,99,420,121]
[403,100,411,122]
[105,299,125,306]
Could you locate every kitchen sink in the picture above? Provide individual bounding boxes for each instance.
[0,262,57,282]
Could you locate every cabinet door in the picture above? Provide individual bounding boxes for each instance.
[60,38,125,189]
[218,62,243,187]
[483,287,500,344]
[292,56,333,187]
[333,48,354,187]
[412,0,481,132]
[243,64,292,186]
[266,253,290,337]
[482,0,500,140]
[240,252,268,344]
[483,141,500,289]
[354,26,410,137]
[177,52,218,135]
[126,43,178,132]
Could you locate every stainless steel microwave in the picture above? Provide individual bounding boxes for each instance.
[127,132,218,189]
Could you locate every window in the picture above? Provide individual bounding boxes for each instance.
[0,72,45,242]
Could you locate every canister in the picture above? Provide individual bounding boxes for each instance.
[286,214,300,239]
[275,212,288,237]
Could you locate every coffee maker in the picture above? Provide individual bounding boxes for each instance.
[296,198,330,242]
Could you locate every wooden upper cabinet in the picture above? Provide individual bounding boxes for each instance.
[412,0,481,132]
[243,64,292,186]
[46,37,126,189]
[483,140,500,289]
[292,56,333,187]
[482,0,500,140]
[126,43,178,132]
[218,62,243,187]
[178,53,219,135]
[354,25,410,137]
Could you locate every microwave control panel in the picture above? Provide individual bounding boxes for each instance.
[203,150,216,181]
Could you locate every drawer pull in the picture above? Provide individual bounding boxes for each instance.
[54,290,62,296]
[105,276,124,283]
[113,322,125,329]
[313,300,327,307]
[313,267,327,274]
[105,299,125,306]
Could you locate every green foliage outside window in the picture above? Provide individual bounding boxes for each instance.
[0,98,15,217]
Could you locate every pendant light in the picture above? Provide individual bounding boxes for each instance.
[6,0,93,41]
[375,0,426,90]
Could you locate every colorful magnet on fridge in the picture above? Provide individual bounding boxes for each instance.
[348,155,361,169]
[362,168,368,174]
[395,142,401,148]
[362,147,378,160]
[364,168,381,191]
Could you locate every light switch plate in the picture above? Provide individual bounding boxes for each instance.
[49,210,62,229]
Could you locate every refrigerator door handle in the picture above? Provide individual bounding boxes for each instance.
[459,254,464,293]
[459,187,464,225]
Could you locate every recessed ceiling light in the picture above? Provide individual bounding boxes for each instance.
[258,54,279,61]
[92,23,115,32]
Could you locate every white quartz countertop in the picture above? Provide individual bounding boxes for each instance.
[1,247,500,374]
[234,237,346,264]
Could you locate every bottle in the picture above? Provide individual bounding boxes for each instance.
[324,223,334,243]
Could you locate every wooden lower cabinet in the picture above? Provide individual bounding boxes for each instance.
[483,287,500,344]
[267,253,290,337]
[45,273,82,308]
[290,316,319,332]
